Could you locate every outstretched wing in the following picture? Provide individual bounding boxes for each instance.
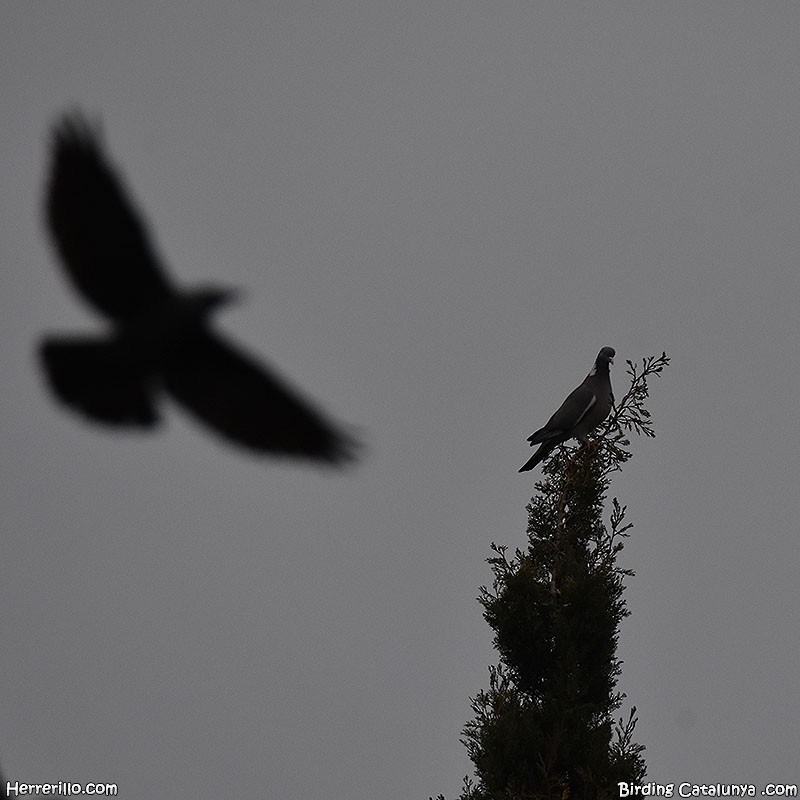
[39,336,159,427]
[45,113,173,319]
[162,330,358,465]
[527,383,596,444]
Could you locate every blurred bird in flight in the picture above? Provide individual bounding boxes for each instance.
[39,112,357,466]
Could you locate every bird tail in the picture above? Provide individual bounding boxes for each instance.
[518,441,554,472]
[39,336,158,426]
[526,425,549,444]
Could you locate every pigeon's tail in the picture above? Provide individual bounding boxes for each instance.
[526,426,549,445]
[39,337,158,427]
[518,441,554,473]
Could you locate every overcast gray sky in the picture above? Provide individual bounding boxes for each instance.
[2,3,799,798]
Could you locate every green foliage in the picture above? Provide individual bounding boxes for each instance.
[436,353,668,800]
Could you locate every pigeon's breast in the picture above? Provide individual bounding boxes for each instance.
[115,295,207,366]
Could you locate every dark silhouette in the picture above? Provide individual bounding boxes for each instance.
[519,346,615,472]
[39,112,357,465]
[437,354,670,800]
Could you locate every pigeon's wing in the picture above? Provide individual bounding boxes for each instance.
[39,337,159,427]
[45,113,172,319]
[527,383,596,444]
[162,331,358,464]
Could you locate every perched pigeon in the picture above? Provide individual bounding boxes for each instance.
[39,112,357,465]
[518,347,615,473]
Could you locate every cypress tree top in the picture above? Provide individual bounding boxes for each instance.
[436,353,669,800]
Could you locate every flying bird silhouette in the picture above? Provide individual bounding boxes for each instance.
[519,347,615,473]
[39,112,357,465]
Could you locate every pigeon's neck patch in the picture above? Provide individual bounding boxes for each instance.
[589,365,597,376]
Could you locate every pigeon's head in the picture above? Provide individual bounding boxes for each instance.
[597,346,616,366]
[189,285,240,316]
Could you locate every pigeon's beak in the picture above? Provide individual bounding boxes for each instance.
[609,356,614,364]
[221,288,241,307]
